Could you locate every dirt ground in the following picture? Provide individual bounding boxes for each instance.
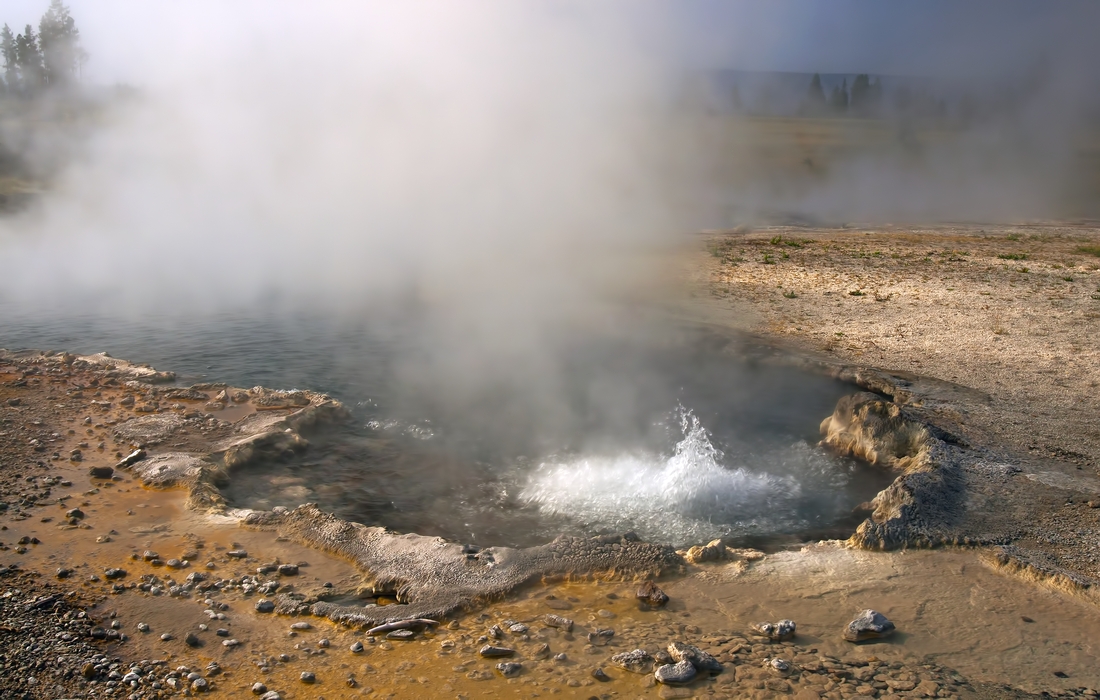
[690,221,1100,471]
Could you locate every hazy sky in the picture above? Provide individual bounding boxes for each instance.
[3,1,1097,84]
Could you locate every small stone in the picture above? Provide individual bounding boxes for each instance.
[223,638,240,647]
[104,567,126,579]
[56,567,74,579]
[387,629,415,641]
[317,637,330,647]
[227,550,248,559]
[166,558,183,568]
[277,563,299,576]
[66,507,85,519]
[300,671,316,683]
[636,580,669,607]
[185,633,202,647]
[654,660,696,685]
[479,645,515,658]
[160,633,173,641]
[82,662,96,679]
[251,682,267,694]
[260,692,282,700]
[543,614,573,631]
[768,657,791,674]
[844,610,896,642]
[611,649,654,674]
[216,628,230,637]
[587,627,615,645]
[350,641,364,653]
[290,622,311,630]
[751,619,796,641]
[191,677,208,692]
[668,641,723,674]
[592,668,611,682]
[255,599,275,613]
[137,622,150,632]
[508,622,528,634]
[553,652,568,662]
[496,662,522,677]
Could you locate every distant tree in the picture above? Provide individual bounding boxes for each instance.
[829,78,849,114]
[14,24,44,89]
[1,24,19,91]
[39,0,84,86]
[803,73,826,115]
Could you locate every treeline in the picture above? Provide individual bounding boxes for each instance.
[0,0,85,95]
[803,73,884,117]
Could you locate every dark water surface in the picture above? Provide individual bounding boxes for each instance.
[1,303,892,547]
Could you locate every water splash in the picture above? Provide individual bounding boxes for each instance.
[519,407,842,545]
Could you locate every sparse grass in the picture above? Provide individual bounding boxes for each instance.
[782,290,798,298]
[1016,267,1030,274]
[998,253,1029,261]
[1062,276,1074,282]
[762,254,775,265]
[849,290,864,296]
[1006,233,1021,241]
[769,235,783,245]
[1075,245,1100,257]
[781,250,790,260]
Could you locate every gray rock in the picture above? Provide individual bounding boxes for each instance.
[251,682,267,694]
[592,667,610,682]
[290,622,311,630]
[386,629,415,641]
[543,614,573,631]
[277,564,299,576]
[255,599,275,613]
[636,580,669,607]
[496,662,522,677]
[350,641,364,652]
[611,649,654,674]
[103,568,126,580]
[668,641,723,674]
[185,633,202,647]
[844,609,896,642]
[260,692,282,700]
[654,660,696,685]
[751,619,796,641]
[768,657,791,674]
[300,671,316,683]
[191,677,209,692]
[587,627,615,645]
[479,645,515,658]
[223,639,240,647]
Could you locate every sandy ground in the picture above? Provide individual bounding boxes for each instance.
[688,221,1100,470]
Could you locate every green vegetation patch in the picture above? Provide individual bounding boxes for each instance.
[998,253,1029,261]
[1075,245,1100,258]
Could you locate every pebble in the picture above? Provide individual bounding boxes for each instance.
[227,550,248,559]
[479,645,515,658]
[251,682,267,694]
[752,619,797,641]
[260,692,282,700]
[844,609,896,642]
[592,667,611,682]
[387,629,415,641]
[103,567,126,579]
[654,660,696,685]
[611,649,655,674]
[223,638,240,647]
[636,580,670,607]
[300,671,316,683]
[544,613,573,631]
[668,641,723,674]
[277,563,299,576]
[290,622,311,630]
[160,633,173,641]
[255,599,275,613]
[350,641,364,653]
[496,661,522,677]
[137,622,149,632]
[216,628,230,636]
[191,677,209,692]
[185,633,202,647]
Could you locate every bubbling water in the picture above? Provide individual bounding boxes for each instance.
[520,407,853,545]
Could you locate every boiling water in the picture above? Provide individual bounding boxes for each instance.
[0,304,893,547]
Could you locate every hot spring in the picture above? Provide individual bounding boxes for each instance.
[0,304,892,548]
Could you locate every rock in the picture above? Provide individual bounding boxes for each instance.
[166,558,183,568]
[636,580,669,607]
[142,550,159,561]
[65,507,85,519]
[508,622,528,634]
[227,550,248,558]
[387,629,415,641]
[260,692,282,700]
[89,466,114,479]
[223,638,241,647]
[553,652,567,662]
[479,645,515,658]
[103,567,126,579]
[56,567,74,579]
[654,660,696,685]
[768,657,791,674]
[69,449,83,462]
[496,661,522,677]
[843,609,896,642]
[277,563,299,576]
[751,619,796,641]
[533,642,550,659]
[255,599,275,613]
[290,621,311,630]
[81,662,96,679]
[117,448,146,468]
[592,667,611,682]
[543,614,573,631]
[683,538,727,564]
[251,682,267,694]
[318,638,330,648]
[300,671,316,683]
[216,628,230,636]
[611,649,655,674]
[191,677,209,692]
[160,633,173,641]
[668,641,723,674]
[587,627,615,645]
[185,632,202,647]
[350,641,364,652]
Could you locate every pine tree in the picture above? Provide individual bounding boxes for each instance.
[39,0,84,86]
[803,73,826,115]
[829,78,849,114]
[0,24,18,91]
[14,25,44,90]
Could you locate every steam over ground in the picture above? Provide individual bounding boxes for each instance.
[0,1,1098,431]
